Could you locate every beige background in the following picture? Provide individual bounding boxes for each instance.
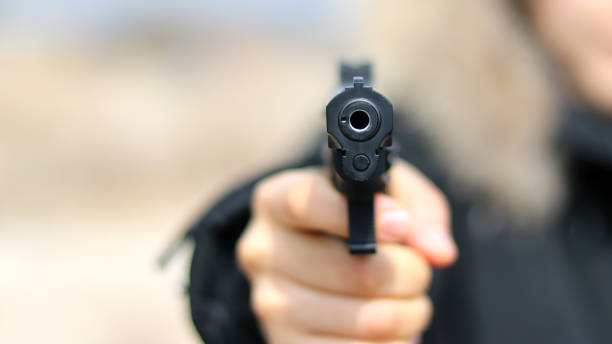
[0,3,363,342]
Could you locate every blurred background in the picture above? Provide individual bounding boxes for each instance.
[0,1,367,343]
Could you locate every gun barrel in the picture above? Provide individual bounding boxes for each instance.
[326,67,393,254]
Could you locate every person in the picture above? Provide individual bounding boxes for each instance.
[185,1,612,343]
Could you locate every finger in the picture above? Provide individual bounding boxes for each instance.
[253,169,415,242]
[253,168,348,237]
[387,160,458,267]
[251,275,432,341]
[238,218,431,298]
[265,326,419,344]
[253,165,458,267]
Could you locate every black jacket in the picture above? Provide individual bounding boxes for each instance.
[185,107,612,344]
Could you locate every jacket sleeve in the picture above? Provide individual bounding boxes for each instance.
[186,149,323,344]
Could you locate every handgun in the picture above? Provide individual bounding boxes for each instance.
[326,63,394,254]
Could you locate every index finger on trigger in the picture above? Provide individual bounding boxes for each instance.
[387,160,458,267]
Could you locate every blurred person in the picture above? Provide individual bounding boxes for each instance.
[184,1,612,343]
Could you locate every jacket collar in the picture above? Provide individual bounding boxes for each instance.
[561,104,612,172]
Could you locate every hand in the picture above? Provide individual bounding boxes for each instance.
[237,160,458,343]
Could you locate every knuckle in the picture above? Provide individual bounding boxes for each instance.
[251,279,288,321]
[236,223,271,274]
[252,179,274,215]
[408,250,433,294]
[285,177,312,223]
[418,265,433,294]
[359,301,401,339]
[252,169,316,219]
[411,296,434,335]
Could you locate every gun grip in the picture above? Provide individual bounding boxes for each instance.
[348,198,377,254]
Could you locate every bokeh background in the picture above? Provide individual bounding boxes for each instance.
[0,1,366,343]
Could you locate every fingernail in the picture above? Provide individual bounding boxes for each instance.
[380,210,411,242]
[421,227,457,255]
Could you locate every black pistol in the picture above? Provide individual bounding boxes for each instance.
[326,64,394,254]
